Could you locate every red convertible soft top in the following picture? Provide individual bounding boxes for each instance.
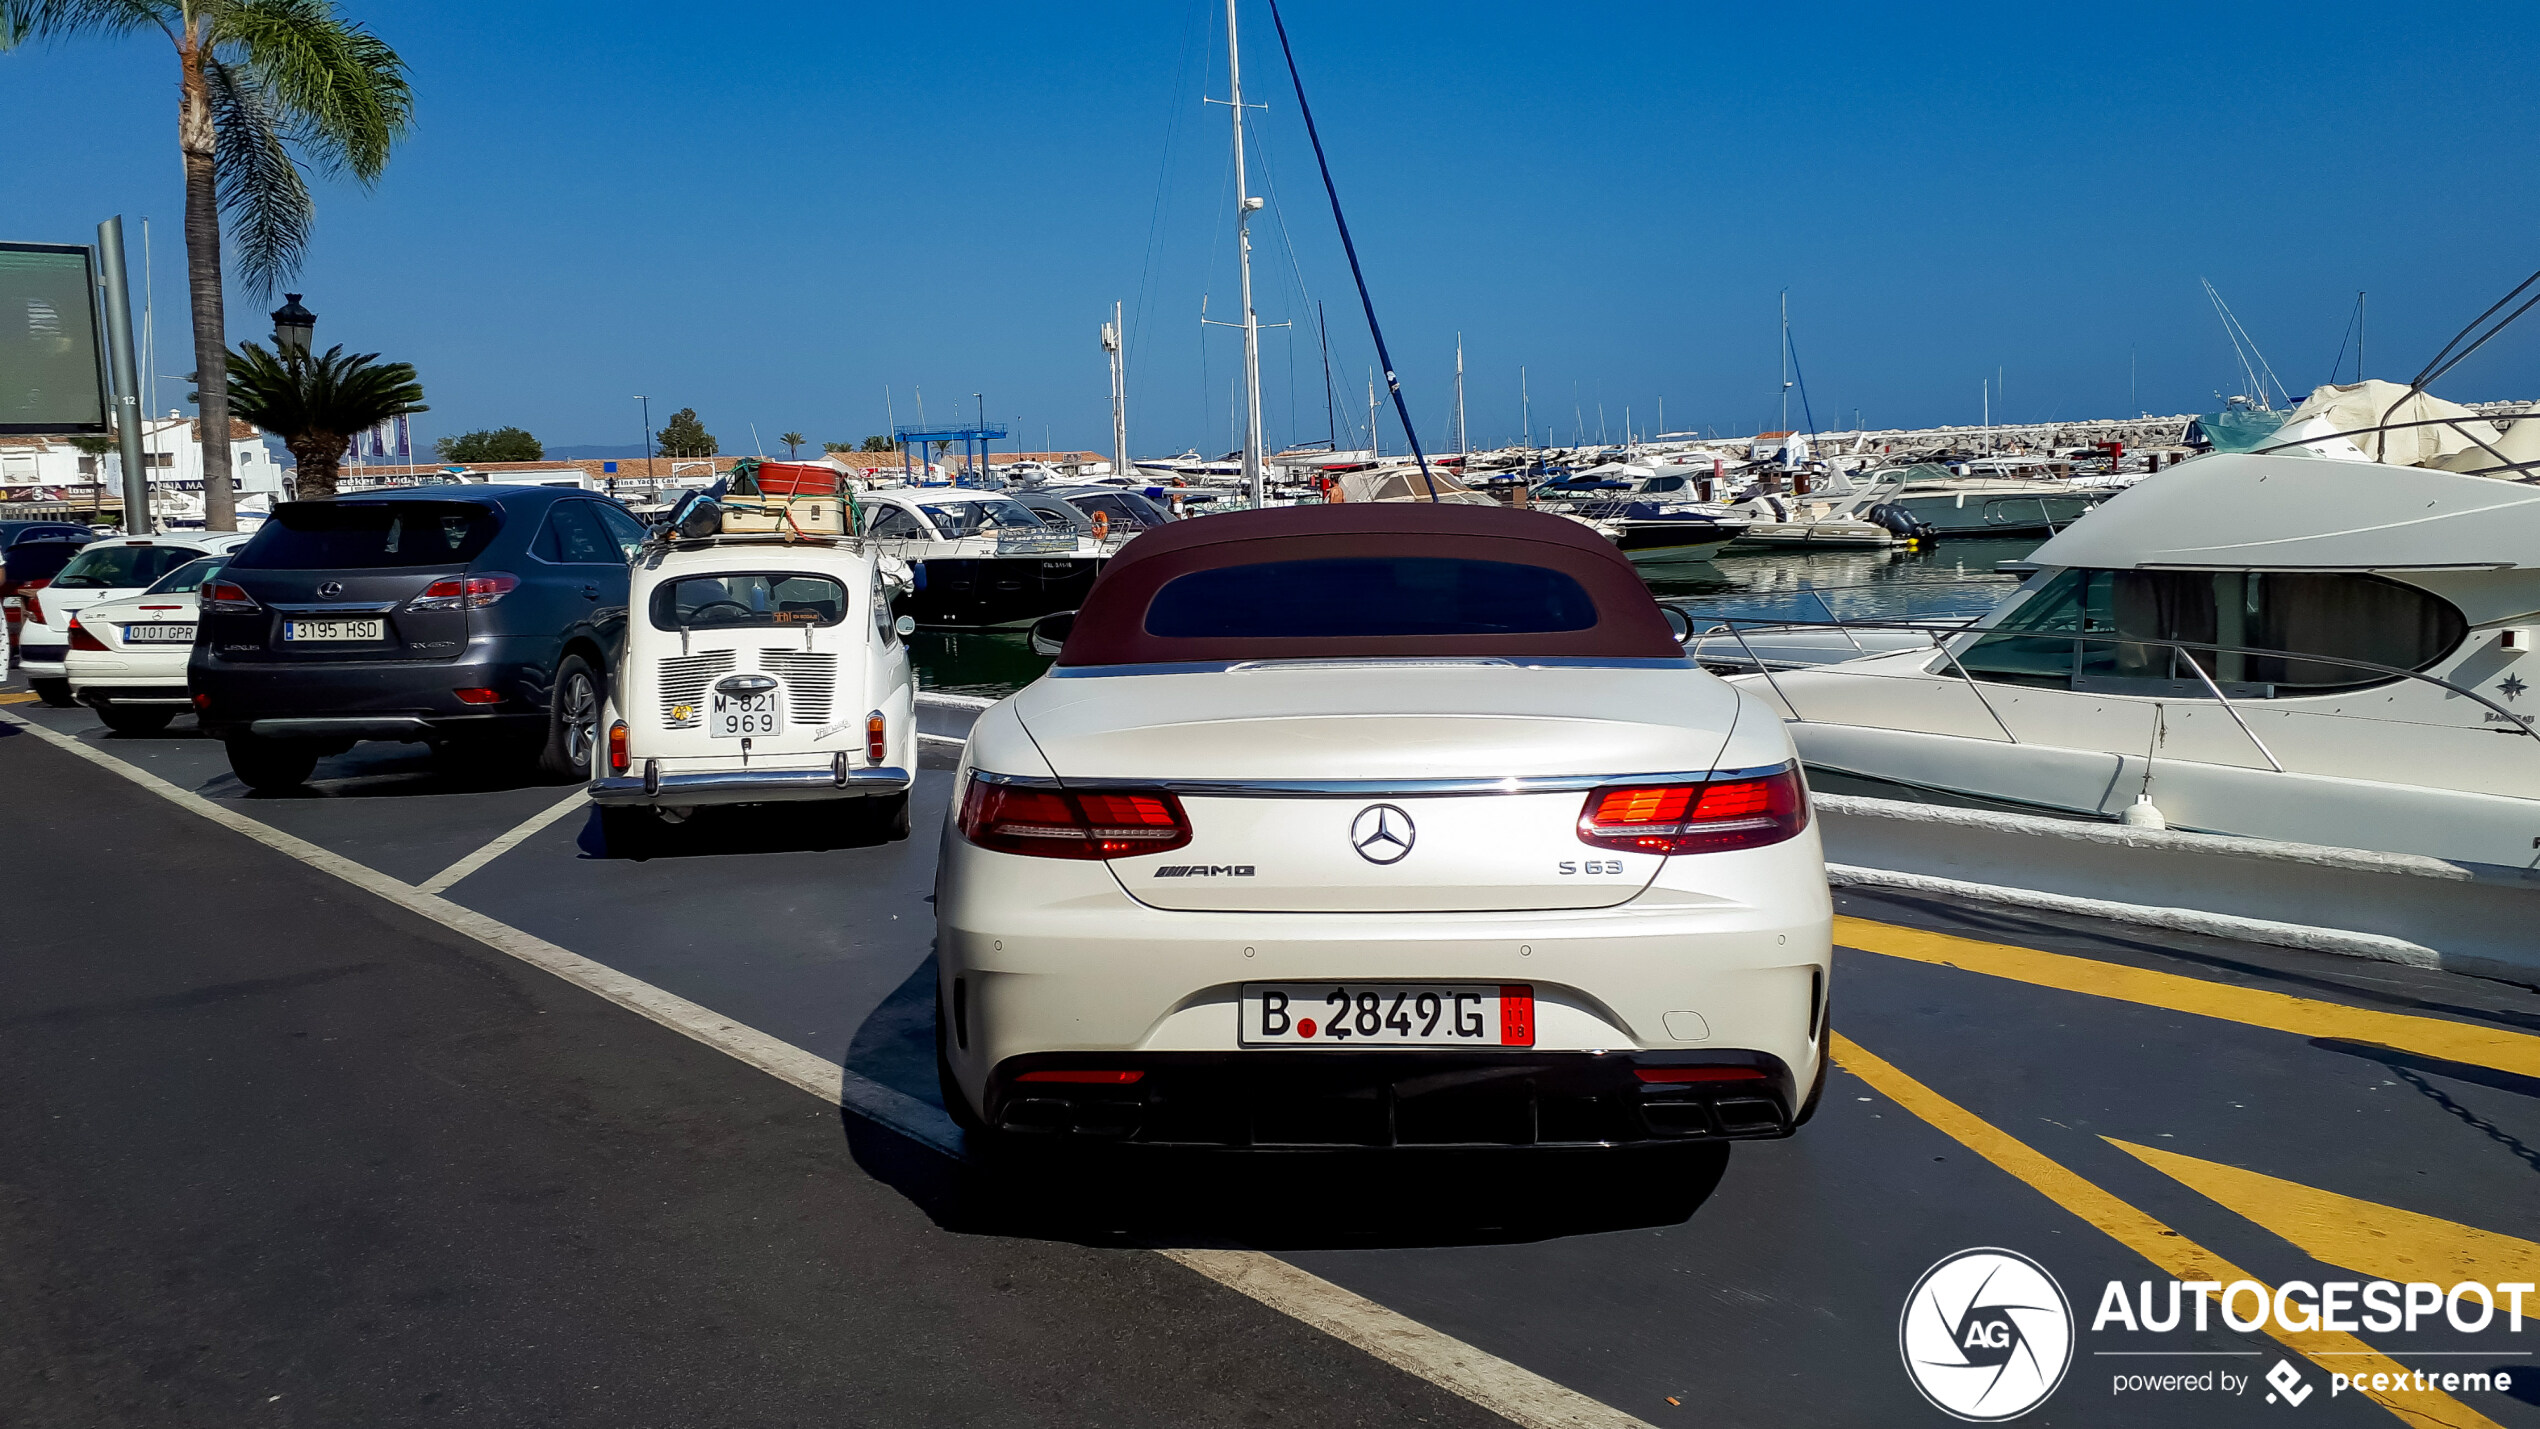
[1055,501,1682,666]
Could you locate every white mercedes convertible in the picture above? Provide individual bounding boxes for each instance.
[934,502,1832,1149]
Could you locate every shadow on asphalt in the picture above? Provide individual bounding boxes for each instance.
[577,802,907,860]
[841,1114,1732,1251]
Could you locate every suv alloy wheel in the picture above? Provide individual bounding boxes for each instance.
[538,654,601,781]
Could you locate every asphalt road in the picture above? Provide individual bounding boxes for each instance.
[5,689,2537,1429]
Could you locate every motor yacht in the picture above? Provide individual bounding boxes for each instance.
[859,488,1115,630]
[1727,447,2540,868]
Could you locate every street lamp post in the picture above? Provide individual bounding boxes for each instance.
[271,293,316,359]
[270,294,316,498]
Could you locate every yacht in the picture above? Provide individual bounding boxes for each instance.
[1565,470,1752,562]
[1726,466,1917,550]
[1727,447,2540,868]
[1883,466,2109,537]
[858,488,1111,630]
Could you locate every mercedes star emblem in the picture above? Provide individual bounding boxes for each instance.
[1349,804,1415,864]
[317,581,344,598]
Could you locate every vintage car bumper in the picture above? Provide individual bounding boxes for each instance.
[589,762,912,806]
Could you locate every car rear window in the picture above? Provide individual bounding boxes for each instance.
[1054,506,1683,667]
[2,539,88,583]
[650,572,849,629]
[144,556,226,595]
[51,543,214,589]
[233,502,498,570]
[1146,557,1597,639]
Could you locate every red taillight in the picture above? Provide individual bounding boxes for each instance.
[607,720,629,774]
[192,692,212,710]
[409,572,519,612]
[1015,1069,1145,1084]
[1635,1066,1769,1084]
[957,776,1192,859]
[452,687,502,705]
[866,709,887,763]
[1577,768,1809,855]
[67,615,107,651]
[203,580,257,613]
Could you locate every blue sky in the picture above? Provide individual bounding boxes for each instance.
[8,0,2538,457]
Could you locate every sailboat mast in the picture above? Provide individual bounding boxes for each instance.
[1368,370,1378,458]
[1453,334,1466,455]
[1103,301,1129,484]
[1316,299,1336,449]
[1779,289,1791,435]
[1521,365,1530,450]
[1226,0,1266,508]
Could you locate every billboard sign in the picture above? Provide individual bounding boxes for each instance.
[0,241,109,435]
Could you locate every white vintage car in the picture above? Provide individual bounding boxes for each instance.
[935,502,1833,1149]
[591,531,917,850]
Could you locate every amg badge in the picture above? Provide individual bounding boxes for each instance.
[1153,865,1255,878]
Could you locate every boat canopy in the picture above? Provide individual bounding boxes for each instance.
[2024,452,2540,572]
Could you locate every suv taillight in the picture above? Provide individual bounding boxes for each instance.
[67,614,107,651]
[203,580,258,614]
[407,572,520,612]
[1577,768,1810,855]
[956,776,1192,860]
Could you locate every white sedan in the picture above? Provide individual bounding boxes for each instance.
[934,502,1832,1149]
[65,554,226,733]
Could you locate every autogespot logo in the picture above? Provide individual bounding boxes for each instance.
[1900,1248,2076,1421]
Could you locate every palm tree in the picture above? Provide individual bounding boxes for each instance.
[780,431,806,457]
[1,0,411,531]
[226,341,424,499]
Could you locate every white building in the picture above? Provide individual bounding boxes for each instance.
[0,414,288,525]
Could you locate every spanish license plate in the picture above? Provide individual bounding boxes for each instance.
[122,623,196,643]
[1240,983,1534,1047]
[283,618,383,642]
[710,689,783,737]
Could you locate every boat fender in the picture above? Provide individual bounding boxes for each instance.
[912,562,927,591]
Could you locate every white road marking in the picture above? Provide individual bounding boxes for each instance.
[1,707,1645,1429]
[417,789,595,895]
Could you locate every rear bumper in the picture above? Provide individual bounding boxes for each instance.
[76,685,192,707]
[589,764,912,806]
[19,646,65,675]
[981,1049,1801,1147]
[191,646,549,740]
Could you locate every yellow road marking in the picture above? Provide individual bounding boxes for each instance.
[1832,1032,2502,1429]
[0,691,39,704]
[2111,1139,2540,1288]
[1835,915,2540,1080]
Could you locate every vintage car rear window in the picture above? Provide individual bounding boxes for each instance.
[1146,557,1597,639]
[650,573,848,629]
[233,502,498,570]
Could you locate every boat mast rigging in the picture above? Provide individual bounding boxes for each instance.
[1221,0,1266,508]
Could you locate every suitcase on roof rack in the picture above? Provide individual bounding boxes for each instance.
[720,494,847,535]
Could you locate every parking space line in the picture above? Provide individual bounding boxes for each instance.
[416,789,594,895]
[2110,1138,2540,1289]
[0,707,1648,1429]
[1834,915,2540,1080]
[1832,1031,2500,1429]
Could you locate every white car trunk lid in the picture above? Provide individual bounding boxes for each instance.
[1010,663,1740,913]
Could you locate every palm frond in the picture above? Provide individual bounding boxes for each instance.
[228,340,426,438]
[217,0,410,184]
[205,55,314,296]
[0,0,158,50]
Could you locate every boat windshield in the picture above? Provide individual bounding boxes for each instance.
[918,500,1046,539]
